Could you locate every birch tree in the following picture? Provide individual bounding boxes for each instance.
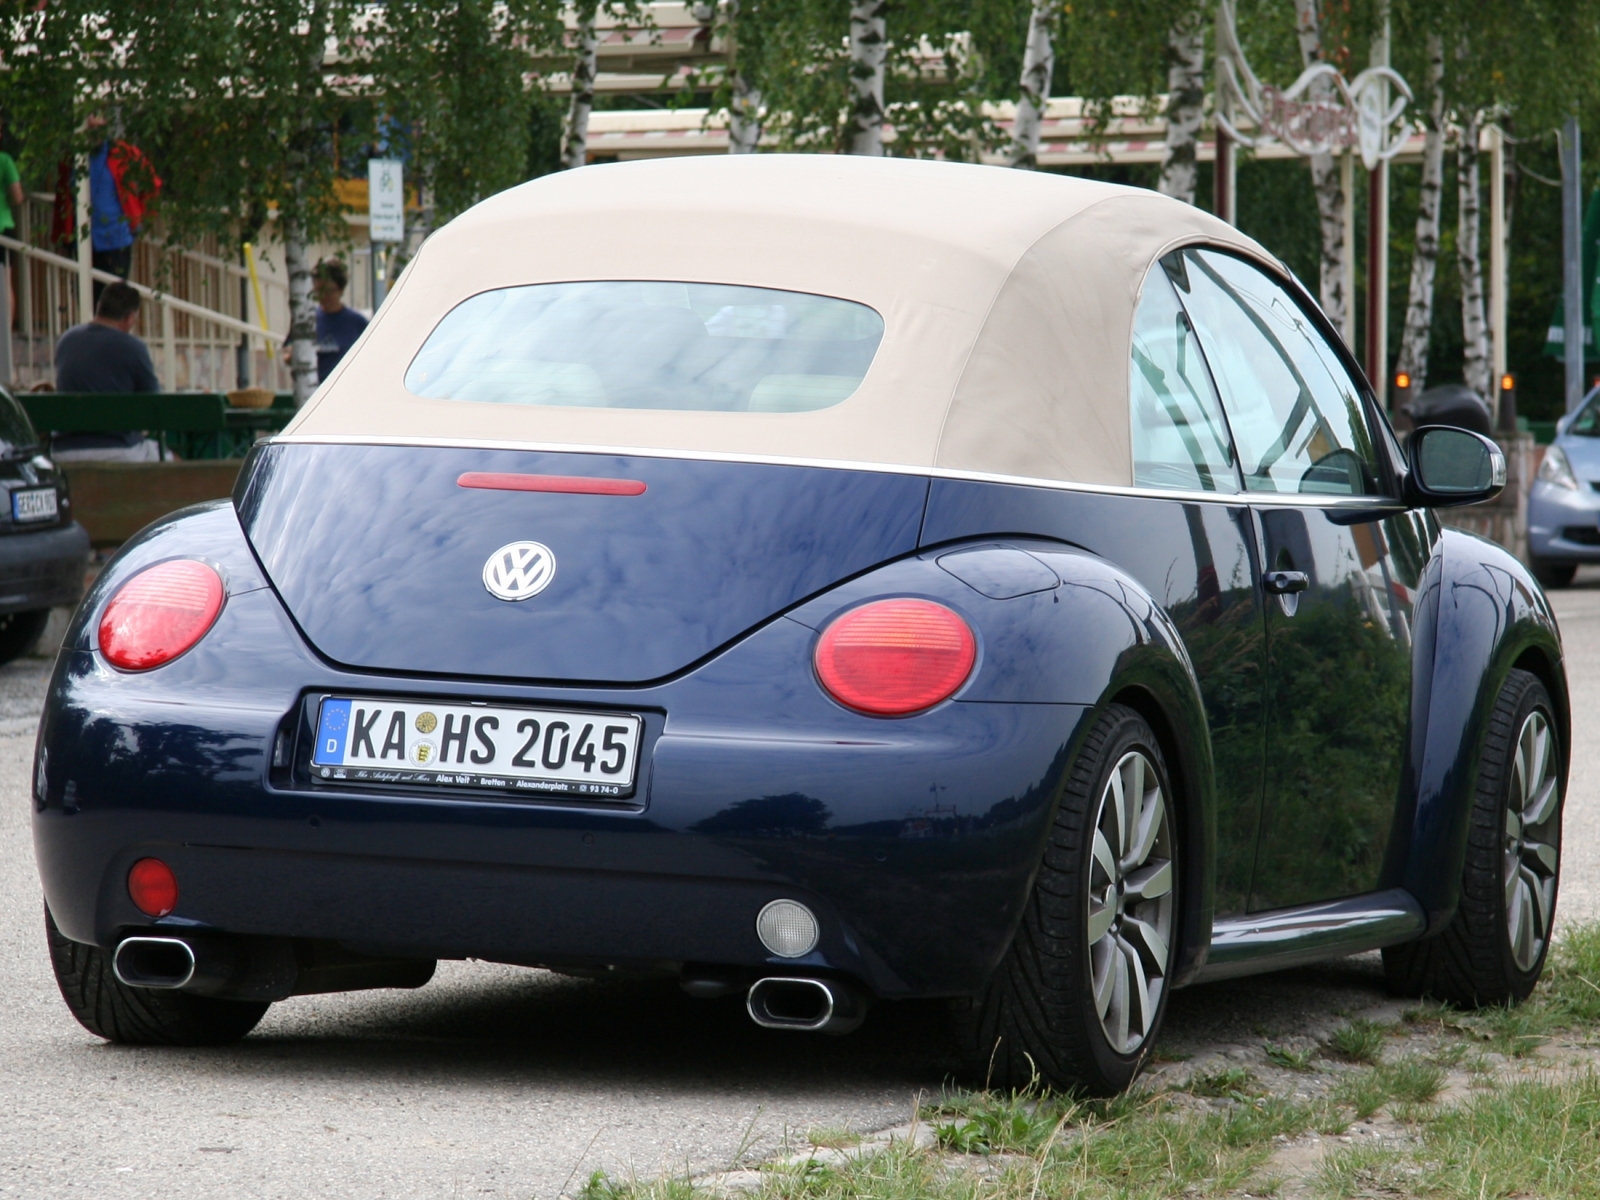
[847,0,888,155]
[1005,0,1055,169]
[724,0,763,153]
[1290,0,1347,332]
[562,0,600,168]
[1456,108,1490,398]
[1394,33,1445,390]
[1157,4,1206,204]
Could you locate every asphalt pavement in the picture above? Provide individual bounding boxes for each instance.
[5,569,1600,1198]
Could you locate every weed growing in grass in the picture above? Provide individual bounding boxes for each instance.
[1264,1043,1315,1072]
[932,1091,1076,1155]
[1326,1019,1386,1064]
[1185,1064,1260,1099]
[1331,1057,1445,1118]
[1545,922,1600,1024]
[1466,1002,1551,1057]
[1314,1141,1412,1199]
[804,1127,860,1151]
[579,1170,699,1200]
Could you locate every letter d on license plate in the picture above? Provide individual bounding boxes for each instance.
[311,696,642,799]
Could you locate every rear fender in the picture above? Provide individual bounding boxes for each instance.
[1402,529,1568,931]
[785,540,1217,985]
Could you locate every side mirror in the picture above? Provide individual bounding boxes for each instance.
[1405,425,1507,508]
[1558,413,1574,436]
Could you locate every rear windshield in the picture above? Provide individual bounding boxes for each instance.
[404,281,885,413]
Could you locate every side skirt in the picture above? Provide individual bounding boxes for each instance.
[1187,888,1426,985]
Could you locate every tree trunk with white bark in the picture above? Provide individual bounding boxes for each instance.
[1458,109,1490,398]
[1291,0,1346,331]
[718,0,761,153]
[1395,33,1445,389]
[562,0,599,170]
[1005,0,1054,169]
[1158,5,1205,204]
[847,0,887,155]
[284,220,318,405]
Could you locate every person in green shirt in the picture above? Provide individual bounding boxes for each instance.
[0,119,24,327]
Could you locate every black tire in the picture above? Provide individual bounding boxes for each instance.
[954,704,1179,1095]
[0,609,50,665]
[1531,559,1577,589]
[1383,669,1562,1006]
[46,905,269,1045]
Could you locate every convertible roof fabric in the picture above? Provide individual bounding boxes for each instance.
[287,154,1276,487]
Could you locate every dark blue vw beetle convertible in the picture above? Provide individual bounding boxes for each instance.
[34,156,1565,1094]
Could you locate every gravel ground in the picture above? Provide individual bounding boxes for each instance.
[3,567,1598,1199]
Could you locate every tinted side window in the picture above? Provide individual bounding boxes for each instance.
[1174,249,1381,496]
[1128,263,1239,492]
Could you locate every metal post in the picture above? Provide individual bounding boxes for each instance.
[75,168,93,325]
[160,296,175,390]
[1365,14,1391,408]
[1488,124,1508,418]
[1563,115,1584,413]
[1341,150,1356,347]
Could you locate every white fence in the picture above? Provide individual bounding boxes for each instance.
[3,191,292,394]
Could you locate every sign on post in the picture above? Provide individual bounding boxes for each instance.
[368,159,404,243]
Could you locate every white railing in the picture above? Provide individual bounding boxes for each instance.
[5,191,291,394]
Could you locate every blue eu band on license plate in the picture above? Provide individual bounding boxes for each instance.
[11,487,57,523]
[311,696,643,798]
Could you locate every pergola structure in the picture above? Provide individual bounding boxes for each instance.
[583,98,1508,413]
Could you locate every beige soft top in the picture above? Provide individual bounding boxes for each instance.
[288,154,1277,487]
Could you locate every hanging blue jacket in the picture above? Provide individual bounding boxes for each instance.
[88,144,133,253]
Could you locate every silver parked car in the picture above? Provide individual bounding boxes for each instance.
[1529,385,1600,587]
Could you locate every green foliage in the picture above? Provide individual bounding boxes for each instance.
[365,0,565,223]
[1185,1064,1261,1099]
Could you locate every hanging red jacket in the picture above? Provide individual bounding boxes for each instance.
[106,141,161,234]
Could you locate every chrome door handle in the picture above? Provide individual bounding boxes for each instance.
[1263,570,1310,595]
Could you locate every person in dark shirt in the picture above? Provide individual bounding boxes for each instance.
[52,280,162,461]
[314,260,368,382]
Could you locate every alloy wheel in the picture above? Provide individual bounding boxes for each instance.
[1504,710,1561,973]
[1087,749,1175,1054]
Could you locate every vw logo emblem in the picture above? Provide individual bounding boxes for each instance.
[483,541,556,602]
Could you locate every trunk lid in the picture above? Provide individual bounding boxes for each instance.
[236,443,928,684]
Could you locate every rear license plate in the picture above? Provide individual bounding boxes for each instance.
[12,487,56,523]
[310,697,643,798]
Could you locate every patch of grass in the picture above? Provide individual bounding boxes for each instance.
[1546,922,1600,1023]
[1325,1019,1386,1064]
[578,1171,699,1200]
[932,1091,1076,1155]
[1185,1064,1261,1099]
[1332,1058,1445,1119]
[1264,1042,1316,1072]
[805,1127,861,1151]
[1465,1002,1551,1057]
[1314,1142,1413,1199]
[1406,1073,1600,1198]
[1379,1058,1446,1105]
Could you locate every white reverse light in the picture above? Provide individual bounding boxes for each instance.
[756,899,820,958]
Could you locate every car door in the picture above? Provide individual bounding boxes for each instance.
[1128,258,1267,918]
[1170,247,1423,912]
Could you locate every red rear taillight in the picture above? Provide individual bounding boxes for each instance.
[98,560,225,671]
[127,857,178,917]
[814,599,976,716]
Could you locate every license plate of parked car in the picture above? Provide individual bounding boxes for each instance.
[311,696,643,798]
[12,487,56,522]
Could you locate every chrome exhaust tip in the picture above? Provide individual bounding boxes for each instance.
[112,937,198,989]
[746,976,868,1035]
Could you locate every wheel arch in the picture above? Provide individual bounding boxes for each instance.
[1400,528,1570,933]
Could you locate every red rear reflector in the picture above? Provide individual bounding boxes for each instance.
[128,858,178,917]
[457,473,646,496]
[814,599,976,716]
[98,560,225,671]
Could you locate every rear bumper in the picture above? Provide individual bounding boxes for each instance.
[0,520,88,612]
[33,588,1088,999]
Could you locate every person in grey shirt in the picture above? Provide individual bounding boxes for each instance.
[52,280,162,460]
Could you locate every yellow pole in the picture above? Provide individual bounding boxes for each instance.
[243,242,274,343]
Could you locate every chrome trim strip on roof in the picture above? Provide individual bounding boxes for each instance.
[265,433,1407,511]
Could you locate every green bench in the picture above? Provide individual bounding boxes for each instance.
[17,392,297,546]
[20,392,296,461]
